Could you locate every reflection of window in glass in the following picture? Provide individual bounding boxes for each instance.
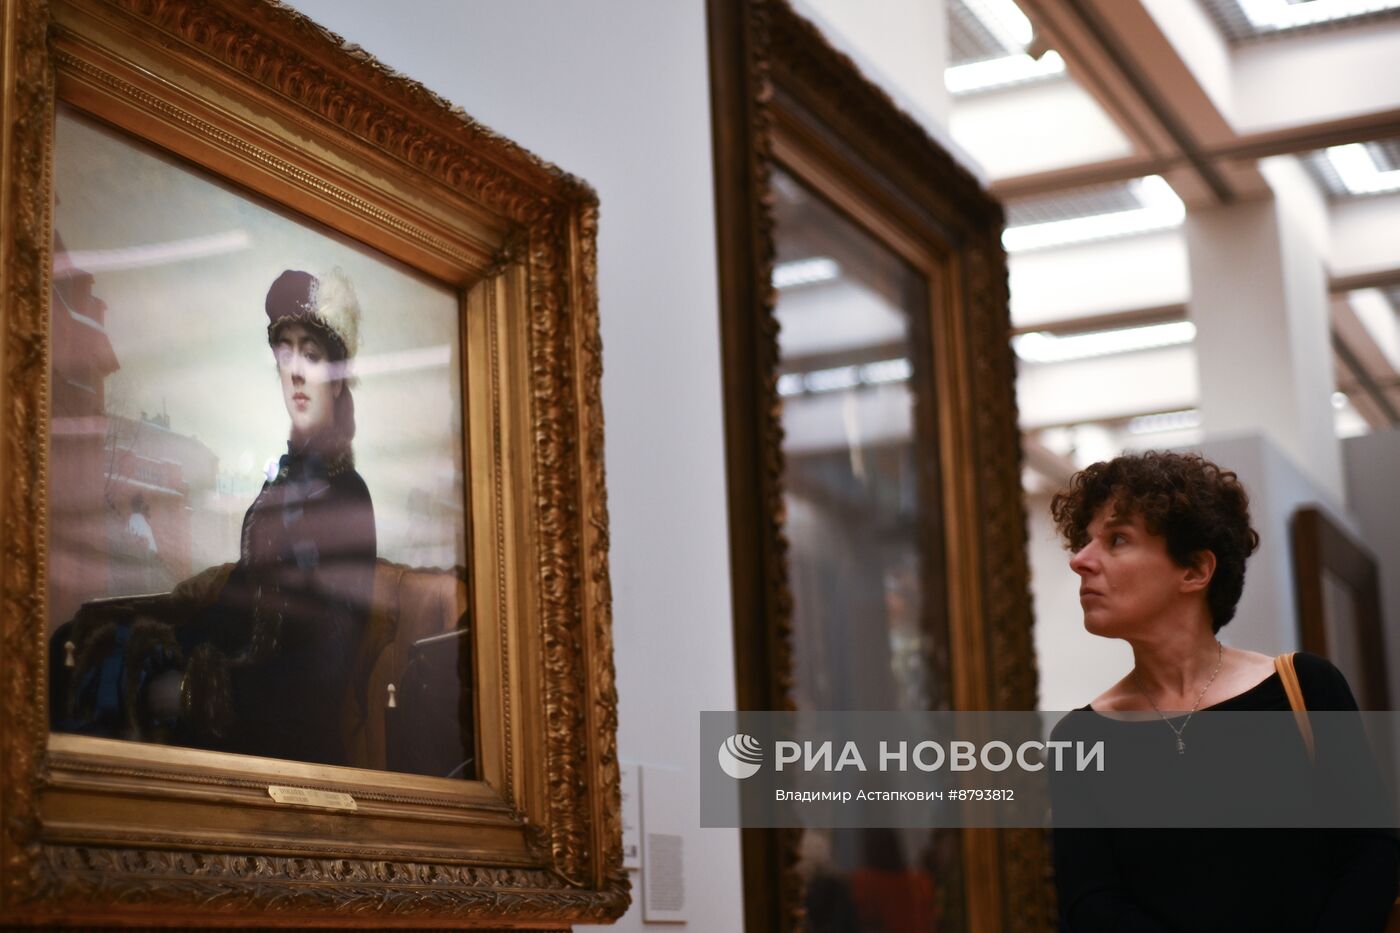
[771,168,963,932]
[772,168,949,713]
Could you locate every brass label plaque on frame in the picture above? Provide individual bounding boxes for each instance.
[267,786,358,811]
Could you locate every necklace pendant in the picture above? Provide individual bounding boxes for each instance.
[1176,736,1186,754]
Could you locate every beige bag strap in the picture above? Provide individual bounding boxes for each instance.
[1275,652,1315,764]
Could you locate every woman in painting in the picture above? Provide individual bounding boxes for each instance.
[1048,451,1397,932]
[55,268,377,767]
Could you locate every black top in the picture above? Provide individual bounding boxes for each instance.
[178,441,377,765]
[1052,652,1399,932]
[50,440,377,768]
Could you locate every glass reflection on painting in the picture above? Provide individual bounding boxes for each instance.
[46,106,475,779]
[771,168,963,932]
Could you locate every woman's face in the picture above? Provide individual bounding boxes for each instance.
[274,323,341,445]
[1068,504,1193,637]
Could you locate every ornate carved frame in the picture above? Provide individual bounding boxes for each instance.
[0,0,625,926]
[707,2,1053,930]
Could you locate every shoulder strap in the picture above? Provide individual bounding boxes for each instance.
[1275,652,1316,764]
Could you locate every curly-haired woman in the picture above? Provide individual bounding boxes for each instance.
[1048,451,1397,932]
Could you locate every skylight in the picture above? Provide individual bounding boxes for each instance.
[1238,0,1400,32]
[1200,0,1400,42]
[1002,175,1185,252]
[1324,143,1400,195]
[945,0,1066,95]
[968,0,1033,48]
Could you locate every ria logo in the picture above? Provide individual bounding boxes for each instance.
[718,733,764,779]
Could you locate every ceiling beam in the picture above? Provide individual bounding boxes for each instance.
[1014,0,1269,207]
[1014,0,1175,157]
[1330,265,1400,295]
[995,1,1400,206]
[993,107,1400,200]
[1010,303,1185,337]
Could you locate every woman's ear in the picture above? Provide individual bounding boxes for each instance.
[332,379,343,399]
[1181,549,1217,594]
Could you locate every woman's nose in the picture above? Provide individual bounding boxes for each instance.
[1069,545,1095,575]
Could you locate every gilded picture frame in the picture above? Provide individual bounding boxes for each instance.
[0,0,625,926]
[707,1,1050,929]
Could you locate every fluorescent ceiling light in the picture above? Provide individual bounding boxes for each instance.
[1238,0,1400,31]
[778,357,913,397]
[1127,409,1201,436]
[1002,175,1185,252]
[1012,320,1196,364]
[946,50,1065,95]
[1325,143,1400,195]
[772,257,840,289]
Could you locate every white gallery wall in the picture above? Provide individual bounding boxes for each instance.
[1026,492,1134,712]
[286,1,742,928]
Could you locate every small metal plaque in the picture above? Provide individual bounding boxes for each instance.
[267,785,357,811]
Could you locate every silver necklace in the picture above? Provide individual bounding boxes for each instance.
[1133,640,1223,754]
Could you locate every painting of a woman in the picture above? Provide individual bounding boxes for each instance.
[54,268,378,767]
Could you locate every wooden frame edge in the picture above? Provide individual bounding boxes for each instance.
[1290,506,1389,711]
